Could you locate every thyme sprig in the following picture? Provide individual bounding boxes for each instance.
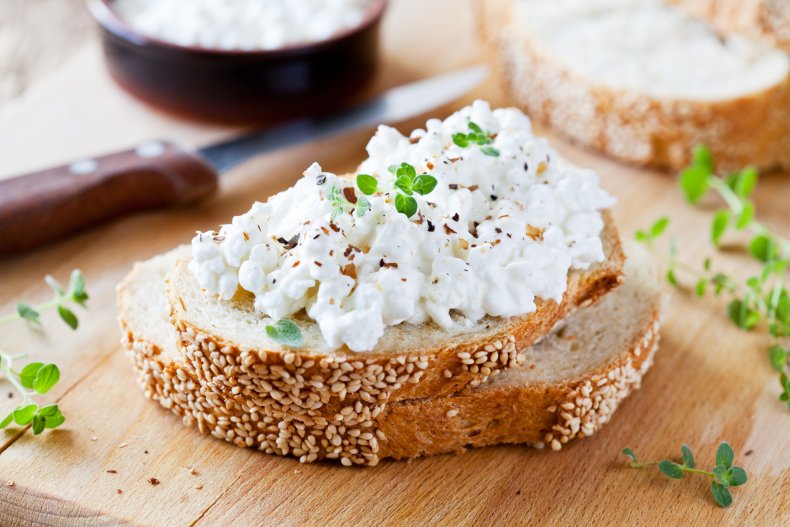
[327,185,370,222]
[0,270,88,435]
[636,146,790,410]
[452,121,500,157]
[623,442,747,508]
[356,162,437,218]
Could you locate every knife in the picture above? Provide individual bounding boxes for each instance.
[0,65,488,256]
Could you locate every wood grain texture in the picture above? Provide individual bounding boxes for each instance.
[0,0,788,525]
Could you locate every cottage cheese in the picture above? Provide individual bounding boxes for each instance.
[113,0,372,50]
[190,101,616,352]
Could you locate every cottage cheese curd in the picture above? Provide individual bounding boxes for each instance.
[190,101,615,352]
[113,0,372,50]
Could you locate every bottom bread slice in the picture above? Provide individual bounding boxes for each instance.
[118,245,662,465]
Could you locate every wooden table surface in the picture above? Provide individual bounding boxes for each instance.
[0,1,788,525]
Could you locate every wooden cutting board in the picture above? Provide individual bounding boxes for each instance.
[0,1,788,525]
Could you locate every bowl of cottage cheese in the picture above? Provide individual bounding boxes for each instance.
[87,0,386,122]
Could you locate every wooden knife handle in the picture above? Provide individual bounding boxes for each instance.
[0,141,219,256]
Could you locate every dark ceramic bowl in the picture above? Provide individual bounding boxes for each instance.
[87,0,387,123]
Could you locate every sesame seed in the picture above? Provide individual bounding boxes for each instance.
[446,409,458,418]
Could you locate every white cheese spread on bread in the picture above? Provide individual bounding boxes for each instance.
[190,101,615,352]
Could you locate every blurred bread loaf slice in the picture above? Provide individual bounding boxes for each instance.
[670,0,790,52]
[118,244,662,465]
[478,0,790,172]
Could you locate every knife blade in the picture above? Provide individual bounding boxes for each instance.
[200,65,489,172]
[0,65,488,256]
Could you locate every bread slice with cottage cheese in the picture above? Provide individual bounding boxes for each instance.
[477,0,790,172]
[119,243,660,466]
[669,0,790,53]
[165,210,623,421]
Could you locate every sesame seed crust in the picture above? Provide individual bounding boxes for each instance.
[167,212,624,422]
[476,0,790,173]
[118,276,662,466]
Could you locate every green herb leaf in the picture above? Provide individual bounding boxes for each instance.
[667,269,678,286]
[356,174,378,196]
[13,404,38,425]
[735,201,755,230]
[711,210,729,245]
[16,303,40,323]
[634,230,649,243]
[452,133,469,148]
[394,175,413,195]
[69,269,88,306]
[728,466,748,487]
[19,362,44,389]
[480,145,500,157]
[733,167,758,197]
[695,279,707,297]
[693,145,714,172]
[622,448,638,463]
[716,441,734,469]
[727,300,759,330]
[355,196,370,218]
[0,412,12,429]
[659,460,684,479]
[33,363,60,394]
[748,234,777,263]
[57,305,78,330]
[680,445,695,468]
[395,194,418,218]
[45,275,64,297]
[31,413,45,435]
[769,346,787,373]
[396,162,416,181]
[38,404,65,429]
[679,166,710,204]
[265,319,303,348]
[650,217,670,238]
[412,175,438,195]
[711,481,733,508]
[713,465,731,485]
[468,121,483,135]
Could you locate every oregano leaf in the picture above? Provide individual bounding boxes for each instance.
[265,319,303,348]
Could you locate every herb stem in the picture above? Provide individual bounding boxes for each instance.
[682,467,717,478]
[0,298,60,325]
[708,177,790,256]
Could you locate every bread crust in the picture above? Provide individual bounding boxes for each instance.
[477,0,790,173]
[167,213,624,426]
[118,248,661,466]
[669,0,790,53]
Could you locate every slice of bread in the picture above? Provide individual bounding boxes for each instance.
[166,212,624,421]
[118,243,661,465]
[670,0,790,53]
[478,0,790,172]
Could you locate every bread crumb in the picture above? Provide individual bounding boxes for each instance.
[194,484,204,490]
[190,467,199,476]
[116,489,123,495]
[6,481,14,487]
[90,436,98,441]
[106,469,118,474]
[148,477,160,486]
[119,442,128,449]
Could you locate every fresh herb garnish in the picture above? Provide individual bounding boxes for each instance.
[265,319,303,348]
[327,185,370,221]
[623,442,748,508]
[356,163,437,218]
[636,146,790,410]
[452,120,500,157]
[0,270,88,435]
